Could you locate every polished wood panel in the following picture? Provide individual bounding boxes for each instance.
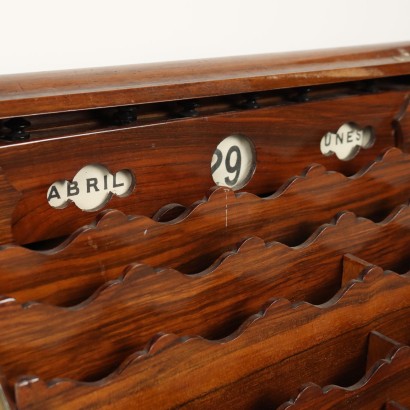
[14,268,410,409]
[1,91,407,244]
[0,149,408,306]
[278,336,410,409]
[385,401,410,410]
[394,95,410,152]
[0,45,408,410]
[1,43,409,118]
[0,207,408,386]
[0,169,19,245]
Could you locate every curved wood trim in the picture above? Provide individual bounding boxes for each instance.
[0,42,410,118]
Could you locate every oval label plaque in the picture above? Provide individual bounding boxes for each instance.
[211,134,256,191]
[47,164,135,211]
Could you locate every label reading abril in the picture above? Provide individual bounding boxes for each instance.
[47,165,135,211]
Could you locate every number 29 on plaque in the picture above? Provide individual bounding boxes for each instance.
[211,135,256,191]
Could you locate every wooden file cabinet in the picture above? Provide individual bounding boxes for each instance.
[0,43,408,409]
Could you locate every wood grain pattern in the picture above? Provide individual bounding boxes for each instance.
[0,43,409,118]
[13,267,410,410]
[385,401,410,410]
[152,203,186,222]
[0,169,20,245]
[0,148,408,306]
[0,207,408,386]
[277,341,410,409]
[2,90,407,244]
[0,47,408,410]
[366,331,403,372]
[341,253,375,286]
[393,95,410,152]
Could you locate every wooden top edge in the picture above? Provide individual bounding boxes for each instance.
[1,42,410,118]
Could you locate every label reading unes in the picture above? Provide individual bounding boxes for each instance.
[320,123,374,161]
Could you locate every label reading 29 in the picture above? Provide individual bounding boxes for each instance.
[211,135,256,190]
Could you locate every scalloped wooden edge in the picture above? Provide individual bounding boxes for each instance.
[0,199,408,313]
[277,342,410,409]
[21,146,409,255]
[12,262,410,400]
[232,201,409,260]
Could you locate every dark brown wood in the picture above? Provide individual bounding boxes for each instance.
[392,95,410,152]
[1,90,406,244]
[13,268,410,410]
[0,43,409,118]
[0,45,408,410]
[366,331,403,372]
[341,253,375,286]
[277,343,410,409]
[0,207,408,387]
[0,169,20,245]
[385,401,410,410]
[0,149,408,306]
[153,203,186,222]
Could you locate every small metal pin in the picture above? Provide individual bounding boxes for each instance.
[2,117,31,141]
[239,93,260,109]
[174,101,200,118]
[286,87,311,103]
[112,106,137,126]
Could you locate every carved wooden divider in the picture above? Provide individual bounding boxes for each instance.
[277,332,410,410]
[0,209,408,388]
[0,148,408,307]
[13,267,410,409]
[0,44,409,409]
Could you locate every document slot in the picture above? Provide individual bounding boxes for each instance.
[0,148,408,307]
[13,266,410,409]
[277,332,410,410]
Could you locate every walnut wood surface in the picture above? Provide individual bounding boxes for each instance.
[385,401,410,410]
[277,342,410,410]
[0,47,408,410]
[0,148,408,306]
[153,203,186,222]
[0,169,19,245]
[0,207,408,386]
[366,331,403,372]
[1,43,409,118]
[14,268,410,410]
[2,90,406,244]
[393,95,410,152]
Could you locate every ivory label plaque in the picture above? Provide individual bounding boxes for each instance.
[320,122,374,161]
[211,135,256,190]
[47,165,135,211]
